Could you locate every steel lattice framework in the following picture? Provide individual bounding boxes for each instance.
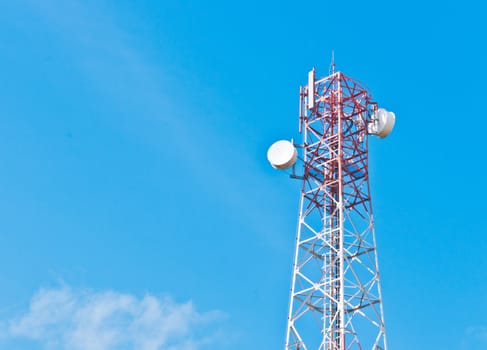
[285,68,387,350]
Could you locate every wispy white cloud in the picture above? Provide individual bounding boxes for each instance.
[5,286,225,350]
[460,326,487,350]
[466,326,487,340]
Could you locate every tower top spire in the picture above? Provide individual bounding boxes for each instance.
[330,50,336,75]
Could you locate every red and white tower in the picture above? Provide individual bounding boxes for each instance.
[268,63,395,350]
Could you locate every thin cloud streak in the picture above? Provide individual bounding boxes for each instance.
[27,0,291,248]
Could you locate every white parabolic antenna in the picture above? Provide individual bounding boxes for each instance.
[267,140,297,170]
[368,108,396,138]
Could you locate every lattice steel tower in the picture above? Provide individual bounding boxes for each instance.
[267,63,395,350]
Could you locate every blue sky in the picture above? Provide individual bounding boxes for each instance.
[0,0,486,349]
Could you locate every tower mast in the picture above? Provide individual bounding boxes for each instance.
[279,65,393,350]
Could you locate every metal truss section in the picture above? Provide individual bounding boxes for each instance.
[285,69,387,350]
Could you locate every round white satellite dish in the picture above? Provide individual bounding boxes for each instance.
[368,108,396,138]
[267,140,297,170]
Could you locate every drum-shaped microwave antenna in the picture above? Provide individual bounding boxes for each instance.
[368,108,396,138]
[267,140,297,170]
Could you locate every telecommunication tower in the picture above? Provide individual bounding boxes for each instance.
[267,63,395,350]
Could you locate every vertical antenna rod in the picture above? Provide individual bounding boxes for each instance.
[329,51,336,75]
